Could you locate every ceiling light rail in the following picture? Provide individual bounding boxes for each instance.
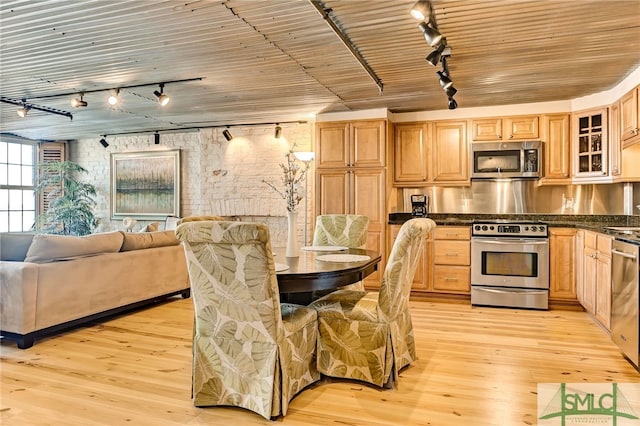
[1,96,73,120]
[101,120,308,138]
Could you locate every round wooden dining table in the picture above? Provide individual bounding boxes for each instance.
[273,247,381,301]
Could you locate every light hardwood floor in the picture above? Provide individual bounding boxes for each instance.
[1,297,638,426]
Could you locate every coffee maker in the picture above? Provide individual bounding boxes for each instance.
[411,194,429,217]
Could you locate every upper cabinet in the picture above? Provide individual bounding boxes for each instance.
[571,107,609,181]
[316,120,386,169]
[541,113,571,184]
[470,115,539,141]
[620,85,640,147]
[393,120,468,186]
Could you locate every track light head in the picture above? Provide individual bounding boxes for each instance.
[274,124,282,139]
[154,132,160,145]
[418,22,442,47]
[153,83,170,106]
[17,102,31,118]
[410,0,430,20]
[437,71,453,90]
[99,137,109,148]
[222,129,233,141]
[107,89,120,106]
[448,97,458,110]
[71,94,88,108]
[445,85,457,97]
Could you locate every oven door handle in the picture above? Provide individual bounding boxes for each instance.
[472,238,548,245]
[611,248,638,260]
[475,287,547,295]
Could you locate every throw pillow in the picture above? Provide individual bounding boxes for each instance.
[24,232,124,263]
[120,230,180,251]
[0,232,36,261]
[138,222,159,232]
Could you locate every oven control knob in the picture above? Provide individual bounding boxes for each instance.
[490,226,494,230]
[474,225,481,231]
[482,225,488,231]
[531,226,537,231]
[524,226,529,231]
[539,226,545,232]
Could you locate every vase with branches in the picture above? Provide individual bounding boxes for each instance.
[263,144,311,256]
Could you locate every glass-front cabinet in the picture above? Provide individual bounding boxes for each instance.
[572,107,608,181]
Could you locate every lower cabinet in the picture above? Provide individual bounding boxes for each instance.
[549,228,578,301]
[577,230,612,330]
[388,224,470,295]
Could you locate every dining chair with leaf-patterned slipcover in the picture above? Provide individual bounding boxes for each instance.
[308,218,435,389]
[175,220,320,420]
[312,214,370,292]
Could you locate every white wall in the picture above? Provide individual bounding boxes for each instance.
[71,122,314,247]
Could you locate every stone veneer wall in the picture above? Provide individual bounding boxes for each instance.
[70,122,315,247]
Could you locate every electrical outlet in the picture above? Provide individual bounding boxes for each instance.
[564,197,574,209]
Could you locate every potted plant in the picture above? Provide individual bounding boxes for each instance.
[36,160,98,236]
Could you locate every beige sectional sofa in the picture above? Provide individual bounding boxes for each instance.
[0,230,189,349]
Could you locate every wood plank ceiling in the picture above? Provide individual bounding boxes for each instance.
[1,0,639,141]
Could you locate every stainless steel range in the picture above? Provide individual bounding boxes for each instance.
[471,220,549,309]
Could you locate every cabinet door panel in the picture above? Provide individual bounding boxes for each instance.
[316,122,349,168]
[352,170,385,229]
[472,118,502,141]
[352,121,386,168]
[394,124,427,183]
[506,116,539,139]
[433,240,470,265]
[432,121,468,182]
[544,114,571,180]
[620,87,639,144]
[595,253,611,330]
[549,228,577,300]
[317,171,349,215]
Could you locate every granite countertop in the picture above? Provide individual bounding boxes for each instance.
[388,212,640,245]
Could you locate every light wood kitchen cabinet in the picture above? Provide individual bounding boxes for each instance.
[549,228,577,301]
[316,120,386,169]
[572,107,609,180]
[541,114,571,183]
[431,226,471,294]
[470,115,539,141]
[578,230,612,330]
[431,120,469,183]
[316,119,387,288]
[393,123,428,183]
[388,223,431,291]
[620,85,640,147]
[393,120,468,185]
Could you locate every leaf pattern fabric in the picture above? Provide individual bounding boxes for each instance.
[309,218,436,388]
[312,214,370,293]
[175,221,320,419]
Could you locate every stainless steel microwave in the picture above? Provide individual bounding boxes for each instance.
[471,141,543,179]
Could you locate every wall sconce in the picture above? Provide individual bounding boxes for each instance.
[153,83,170,106]
[274,124,282,139]
[222,129,233,141]
[107,89,120,106]
[70,93,88,107]
[99,136,109,148]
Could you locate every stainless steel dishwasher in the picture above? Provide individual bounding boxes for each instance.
[611,239,639,368]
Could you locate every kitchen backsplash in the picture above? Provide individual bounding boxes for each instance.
[400,181,639,216]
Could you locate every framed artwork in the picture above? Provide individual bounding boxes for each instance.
[111,150,181,219]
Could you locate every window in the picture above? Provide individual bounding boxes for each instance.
[0,135,36,232]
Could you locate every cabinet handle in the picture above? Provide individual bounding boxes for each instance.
[444,278,459,282]
[497,134,502,139]
[509,134,514,139]
[445,252,459,256]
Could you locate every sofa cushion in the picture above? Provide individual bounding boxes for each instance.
[0,232,36,261]
[138,222,159,232]
[120,230,180,252]
[24,232,124,263]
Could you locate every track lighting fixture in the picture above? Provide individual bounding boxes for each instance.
[154,132,160,145]
[410,0,430,20]
[16,101,31,118]
[107,89,120,106]
[222,129,233,141]
[448,97,458,110]
[425,43,446,66]
[274,124,282,139]
[437,71,453,90]
[445,86,457,98]
[418,22,442,48]
[153,83,170,106]
[70,94,88,108]
[99,136,109,148]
